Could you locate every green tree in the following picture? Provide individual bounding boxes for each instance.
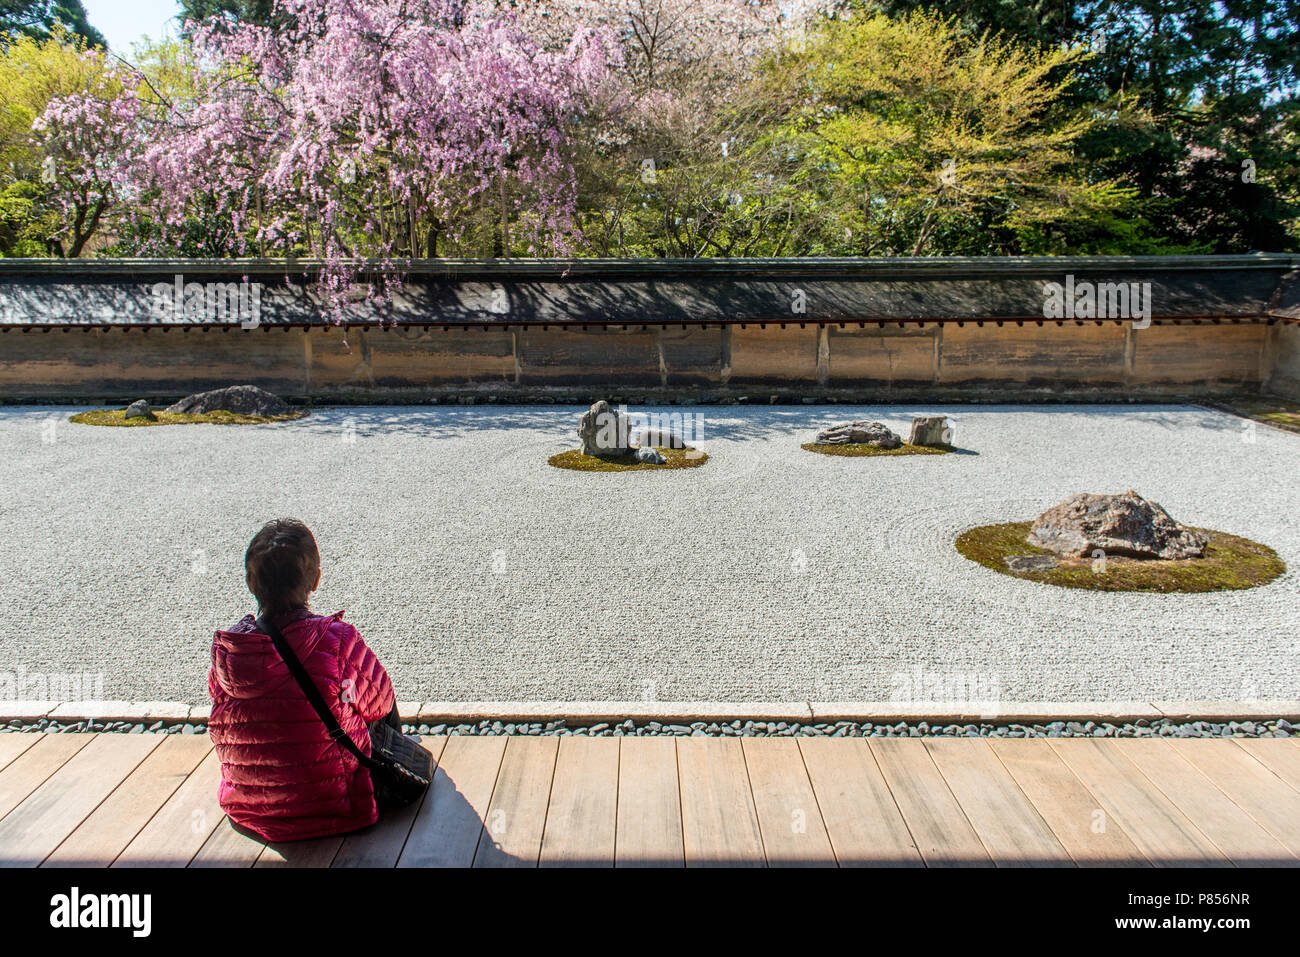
[867,0,1300,251]
[761,10,1138,256]
[0,0,105,48]
[176,0,280,30]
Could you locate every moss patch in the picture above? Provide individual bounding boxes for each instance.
[548,447,709,472]
[955,520,1285,593]
[801,442,955,457]
[1218,397,1300,435]
[70,408,308,427]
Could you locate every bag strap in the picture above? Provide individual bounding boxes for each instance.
[256,614,379,772]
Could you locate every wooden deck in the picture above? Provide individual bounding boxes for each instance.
[1,733,1297,867]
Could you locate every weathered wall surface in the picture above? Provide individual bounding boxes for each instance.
[0,320,1282,402]
[1265,322,1300,400]
[2,254,1294,402]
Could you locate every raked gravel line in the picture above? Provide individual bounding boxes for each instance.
[0,403,1296,704]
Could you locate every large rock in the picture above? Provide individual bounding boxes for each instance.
[165,385,292,417]
[1028,490,1208,560]
[123,399,155,421]
[813,420,901,448]
[577,400,634,458]
[909,415,952,447]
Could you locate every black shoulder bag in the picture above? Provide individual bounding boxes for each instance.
[257,615,433,808]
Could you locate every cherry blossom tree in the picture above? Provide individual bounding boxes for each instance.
[496,0,823,92]
[39,0,618,314]
[29,49,146,256]
[494,0,829,256]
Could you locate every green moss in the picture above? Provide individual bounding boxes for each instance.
[70,408,308,427]
[955,520,1285,593]
[801,442,955,457]
[1221,398,1300,434]
[548,447,710,472]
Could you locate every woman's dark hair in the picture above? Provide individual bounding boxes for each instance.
[245,519,320,615]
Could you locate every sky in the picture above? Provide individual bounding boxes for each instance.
[82,0,183,53]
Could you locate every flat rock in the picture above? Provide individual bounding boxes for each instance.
[814,420,901,448]
[1028,490,1209,559]
[633,428,687,449]
[165,385,293,416]
[1005,554,1058,573]
[909,415,951,446]
[635,447,666,465]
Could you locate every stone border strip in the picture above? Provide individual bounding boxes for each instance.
[5,700,1300,724]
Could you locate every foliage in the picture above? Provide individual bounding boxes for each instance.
[0,27,114,255]
[5,0,1296,280]
[43,0,618,309]
[178,0,279,28]
[484,2,828,257]
[762,10,1143,256]
[868,0,1300,251]
[0,0,104,48]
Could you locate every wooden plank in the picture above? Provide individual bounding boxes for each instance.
[1233,739,1300,794]
[1171,740,1300,857]
[334,737,448,868]
[0,733,161,867]
[190,816,265,868]
[615,737,683,868]
[398,736,505,868]
[1114,739,1293,867]
[676,737,764,867]
[869,738,990,867]
[741,738,835,867]
[1048,740,1225,866]
[987,739,1147,867]
[257,836,342,868]
[0,734,94,822]
[113,749,224,867]
[0,735,41,773]
[798,737,922,867]
[925,739,1072,867]
[44,735,212,868]
[539,736,619,867]
[474,735,558,868]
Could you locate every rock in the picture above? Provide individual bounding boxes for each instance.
[909,415,952,446]
[123,399,155,420]
[635,447,666,465]
[577,399,633,458]
[813,420,901,447]
[165,384,293,417]
[1028,490,1209,559]
[1005,554,1058,573]
[633,428,687,449]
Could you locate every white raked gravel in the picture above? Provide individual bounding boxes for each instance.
[0,403,1296,704]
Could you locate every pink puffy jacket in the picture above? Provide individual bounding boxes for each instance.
[208,608,396,843]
